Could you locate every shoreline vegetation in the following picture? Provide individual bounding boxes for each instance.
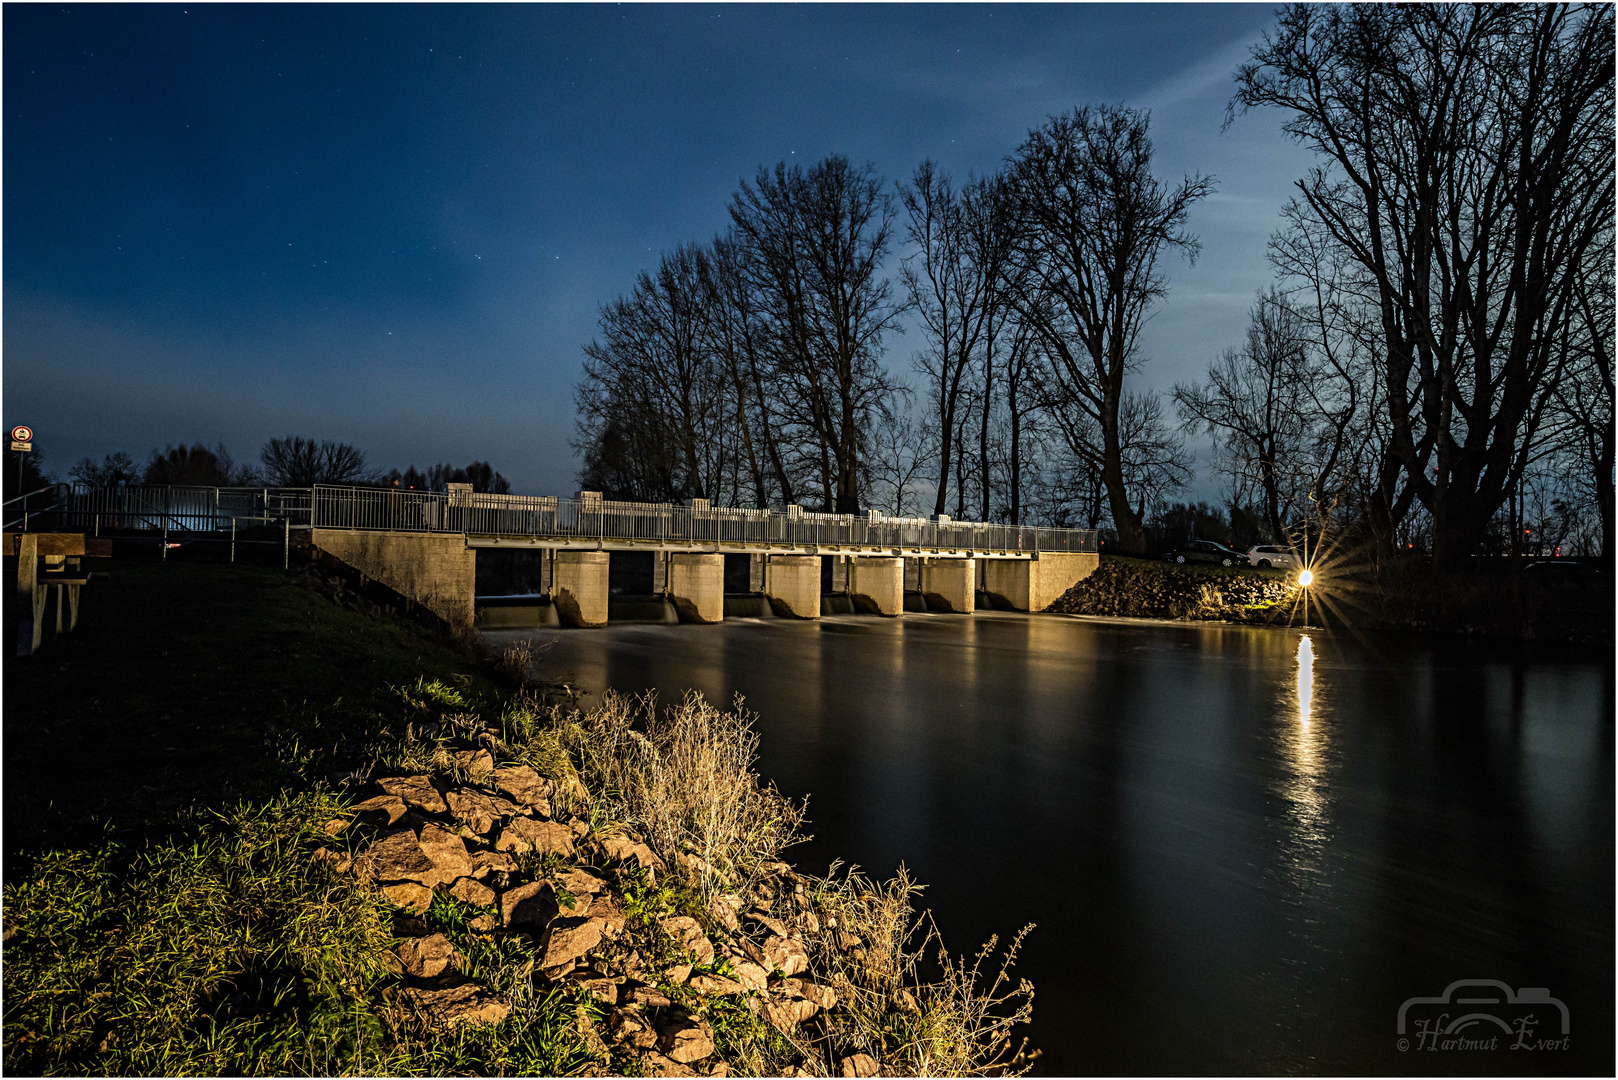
[1043,555,1613,645]
[3,562,1034,1076]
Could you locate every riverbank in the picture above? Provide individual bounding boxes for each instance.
[2,563,1034,1076]
[1045,554,1613,643]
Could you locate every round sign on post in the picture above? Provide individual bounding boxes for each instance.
[11,426,32,443]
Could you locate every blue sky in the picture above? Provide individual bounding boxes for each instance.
[4,3,1315,497]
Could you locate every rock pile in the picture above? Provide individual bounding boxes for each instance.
[1044,558,1298,622]
[315,727,883,1077]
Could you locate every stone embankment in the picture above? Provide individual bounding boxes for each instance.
[1044,558,1299,623]
[315,733,883,1078]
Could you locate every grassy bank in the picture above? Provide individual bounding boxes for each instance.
[4,562,499,859]
[1045,556,1301,623]
[1045,554,1613,644]
[3,562,1033,1076]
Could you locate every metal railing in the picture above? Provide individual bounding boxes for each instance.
[51,485,313,536]
[45,483,1098,555]
[3,483,71,531]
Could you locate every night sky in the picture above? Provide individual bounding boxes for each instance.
[5,3,1314,497]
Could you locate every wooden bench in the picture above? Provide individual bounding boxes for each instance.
[4,533,113,656]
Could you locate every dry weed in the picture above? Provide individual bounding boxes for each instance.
[800,865,1036,1076]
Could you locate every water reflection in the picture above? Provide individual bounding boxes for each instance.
[1298,635,1314,726]
[1280,635,1329,848]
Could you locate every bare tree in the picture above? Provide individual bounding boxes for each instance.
[1232,2,1616,568]
[729,156,907,512]
[576,243,729,503]
[1005,105,1214,551]
[70,451,140,487]
[899,163,1011,517]
[1174,291,1311,542]
[703,232,784,507]
[260,437,371,487]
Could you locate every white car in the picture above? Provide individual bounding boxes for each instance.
[1247,544,1297,569]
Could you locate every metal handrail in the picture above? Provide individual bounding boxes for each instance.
[50,483,1100,556]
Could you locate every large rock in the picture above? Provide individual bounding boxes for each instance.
[380,881,433,912]
[610,1009,659,1052]
[469,850,517,879]
[352,794,408,828]
[492,764,552,809]
[556,868,607,897]
[661,916,716,967]
[641,1052,701,1078]
[449,876,497,907]
[398,932,456,978]
[367,829,438,885]
[587,893,626,937]
[376,775,448,815]
[451,748,495,779]
[417,822,474,884]
[494,817,575,857]
[762,934,810,977]
[775,977,837,1010]
[445,788,519,836]
[600,833,667,875]
[657,1011,715,1064]
[539,916,602,968]
[728,960,769,993]
[404,982,509,1028]
[688,973,745,996]
[763,997,820,1030]
[840,1054,879,1077]
[501,881,559,930]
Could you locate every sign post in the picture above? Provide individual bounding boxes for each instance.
[10,426,33,517]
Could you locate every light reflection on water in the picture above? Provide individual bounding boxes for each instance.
[492,613,1614,1075]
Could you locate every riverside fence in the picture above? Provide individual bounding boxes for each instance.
[34,484,1099,556]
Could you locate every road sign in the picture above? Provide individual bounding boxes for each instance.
[10,425,32,443]
[10,441,31,452]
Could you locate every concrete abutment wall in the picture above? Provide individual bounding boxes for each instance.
[310,528,476,626]
[981,552,1100,611]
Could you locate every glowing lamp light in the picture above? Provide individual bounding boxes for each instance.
[1298,569,1314,587]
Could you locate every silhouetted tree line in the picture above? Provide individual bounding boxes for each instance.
[574,112,1208,549]
[576,2,1613,563]
[63,436,510,495]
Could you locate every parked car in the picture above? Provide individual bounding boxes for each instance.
[1160,540,1249,567]
[1247,544,1297,570]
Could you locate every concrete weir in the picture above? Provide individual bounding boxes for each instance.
[309,516,1101,630]
[667,553,724,623]
[552,551,609,627]
[918,558,976,614]
[765,555,820,619]
[849,557,904,616]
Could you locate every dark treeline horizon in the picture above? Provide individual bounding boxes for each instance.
[44,436,514,496]
[573,3,1614,565]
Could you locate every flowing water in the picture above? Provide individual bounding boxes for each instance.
[485,612,1613,1075]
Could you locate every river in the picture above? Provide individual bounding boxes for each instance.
[484,611,1613,1075]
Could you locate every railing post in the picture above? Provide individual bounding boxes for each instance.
[284,516,290,570]
[231,516,237,563]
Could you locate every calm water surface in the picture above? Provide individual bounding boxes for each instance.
[487,613,1613,1075]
